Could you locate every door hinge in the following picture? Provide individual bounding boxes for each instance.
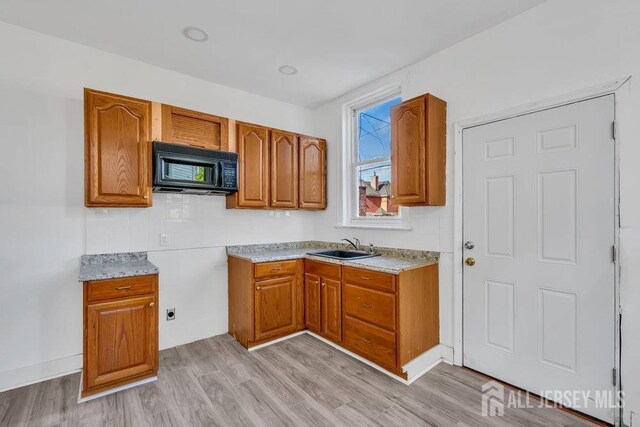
[612,121,617,140]
[612,368,617,386]
[612,245,617,263]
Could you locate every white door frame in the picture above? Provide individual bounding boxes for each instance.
[452,76,629,425]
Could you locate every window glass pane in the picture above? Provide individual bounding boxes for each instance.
[357,97,401,162]
[357,162,398,217]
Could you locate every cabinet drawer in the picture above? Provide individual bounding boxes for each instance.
[86,275,156,302]
[255,260,298,279]
[304,259,341,280]
[343,283,396,331]
[343,267,395,292]
[343,316,396,370]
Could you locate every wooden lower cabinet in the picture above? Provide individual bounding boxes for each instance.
[321,277,342,342]
[83,275,158,397]
[304,273,321,334]
[228,256,304,348]
[255,275,297,341]
[228,255,439,378]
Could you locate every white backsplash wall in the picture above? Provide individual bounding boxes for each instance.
[85,194,316,350]
[0,20,316,391]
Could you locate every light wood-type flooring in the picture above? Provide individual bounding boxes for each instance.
[0,333,597,426]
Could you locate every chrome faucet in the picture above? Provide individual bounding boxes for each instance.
[342,237,360,251]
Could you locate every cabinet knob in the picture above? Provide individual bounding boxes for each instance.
[256,286,261,290]
[149,302,155,307]
[321,282,326,287]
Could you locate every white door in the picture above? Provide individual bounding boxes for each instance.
[463,95,615,422]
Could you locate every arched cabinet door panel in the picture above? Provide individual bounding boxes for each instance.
[85,88,152,207]
[298,136,326,210]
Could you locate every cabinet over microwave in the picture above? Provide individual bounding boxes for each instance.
[152,141,238,195]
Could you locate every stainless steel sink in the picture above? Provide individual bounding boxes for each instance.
[309,249,380,260]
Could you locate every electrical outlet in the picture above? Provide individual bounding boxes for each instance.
[166,308,176,321]
[160,234,169,246]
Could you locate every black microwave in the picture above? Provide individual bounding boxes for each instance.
[152,141,238,195]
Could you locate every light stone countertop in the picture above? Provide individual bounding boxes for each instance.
[78,252,159,282]
[226,241,438,274]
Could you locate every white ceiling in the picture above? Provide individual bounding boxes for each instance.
[0,0,545,108]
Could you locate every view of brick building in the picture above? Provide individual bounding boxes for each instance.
[358,172,398,216]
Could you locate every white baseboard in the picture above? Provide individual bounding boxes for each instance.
[440,344,454,364]
[0,354,82,393]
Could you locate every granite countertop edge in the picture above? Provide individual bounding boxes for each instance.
[226,241,439,274]
[78,252,159,282]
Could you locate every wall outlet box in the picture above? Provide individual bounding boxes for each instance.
[166,308,176,321]
[160,234,169,246]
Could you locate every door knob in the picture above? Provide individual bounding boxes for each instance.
[465,257,476,266]
[464,241,475,250]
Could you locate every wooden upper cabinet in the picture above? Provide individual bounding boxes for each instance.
[270,130,298,208]
[161,104,229,151]
[231,122,270,208]
[298,136,327,210]
[390,93,446,206]
[85,89,152,207]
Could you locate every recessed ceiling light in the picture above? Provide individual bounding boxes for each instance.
[183,26,209,42]
[278,65,297,75]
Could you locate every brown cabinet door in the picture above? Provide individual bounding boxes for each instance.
[298,137,326,209]
[391,96,426,205]
[161,104,228,150]
[85,89,152,207]
[237,123,270,207]
[321,277,342,343]
[391,94,447,206]
[85,295,157,390]
[254,275,296,341]
[304,273,321,334]
[270,130,298,208]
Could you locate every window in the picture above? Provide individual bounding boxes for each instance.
[354,96,401,218]
[340,85,406,229]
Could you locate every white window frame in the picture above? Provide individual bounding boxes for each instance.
[338,83,411,230]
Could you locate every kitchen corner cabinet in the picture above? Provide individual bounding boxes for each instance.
[228,256,304,348]
[226,123,326,211]
[298,136,327,210]
[391,93,447,206]
[82,274,158,397]
[85,88,153,207]
[161,104,229,151]
[229,256,439,378]
[305,260,342,343]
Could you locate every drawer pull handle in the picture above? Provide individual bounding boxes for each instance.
[271,267,282,271]
[362,303,372,308]
[363,338,372,344]
[115,285,132,290]
[361,276,371,280]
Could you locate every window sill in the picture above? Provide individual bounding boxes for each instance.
[335,223,413,232]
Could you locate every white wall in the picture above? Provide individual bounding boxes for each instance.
[312,0,640,423]
[0,21,317,391]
